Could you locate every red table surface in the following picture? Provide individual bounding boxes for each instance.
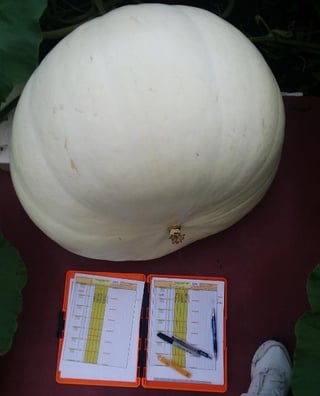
[0,96,319,396]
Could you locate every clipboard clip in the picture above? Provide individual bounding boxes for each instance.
[56,311,65,339]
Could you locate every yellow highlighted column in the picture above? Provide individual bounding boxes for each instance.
[173,288,188,367]
[84,285,108,363]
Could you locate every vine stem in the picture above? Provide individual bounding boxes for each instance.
[249,33,320,55]
[91,0,105,15]
[58,6,96,24]
[42,23,84,39]
[0,97,19,123]
[255,14,272,34]
[222,0,236,18]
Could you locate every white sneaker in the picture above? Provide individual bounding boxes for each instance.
[241,340,292,396]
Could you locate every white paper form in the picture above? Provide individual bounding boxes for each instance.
[146,277,225,384]
[59,273,145,382]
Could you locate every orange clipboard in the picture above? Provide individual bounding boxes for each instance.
[56,270,228,392]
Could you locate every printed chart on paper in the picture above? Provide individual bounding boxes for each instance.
[146,277,225,384]
[59,273,144,382]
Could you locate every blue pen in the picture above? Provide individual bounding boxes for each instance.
[211,309,218,359]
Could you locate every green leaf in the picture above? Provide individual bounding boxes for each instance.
[0,0,48,105]
[292,265,320,396]
[0,234,27,355]
[306,266,320,313]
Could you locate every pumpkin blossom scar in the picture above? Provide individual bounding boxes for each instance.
[169,225,186,244]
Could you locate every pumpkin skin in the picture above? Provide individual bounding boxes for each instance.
[10,4,284,261]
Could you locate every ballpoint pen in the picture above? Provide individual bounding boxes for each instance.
[157,332,212,359]
[212,308,218,359]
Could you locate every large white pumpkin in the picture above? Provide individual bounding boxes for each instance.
[10,4,284,261]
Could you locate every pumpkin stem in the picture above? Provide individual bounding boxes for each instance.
[168,226,185,244]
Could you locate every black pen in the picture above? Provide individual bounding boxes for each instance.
[211,309,218,359]
[157,332,212,359]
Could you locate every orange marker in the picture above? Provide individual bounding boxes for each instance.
[158,354,192,378]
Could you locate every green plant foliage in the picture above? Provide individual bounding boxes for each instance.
[0,234,27,355]
[39,0,320,95]
[292,264,320,396]
[0,0,47,105]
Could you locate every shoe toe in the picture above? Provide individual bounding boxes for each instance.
[251,340,292,382]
